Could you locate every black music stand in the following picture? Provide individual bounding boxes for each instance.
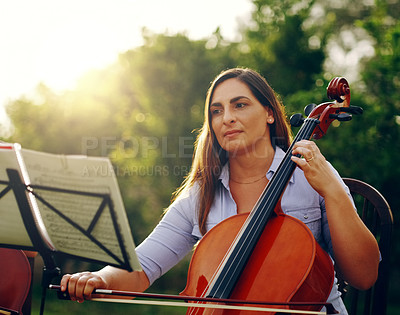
[1,168,134,315]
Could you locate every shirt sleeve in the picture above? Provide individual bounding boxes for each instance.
[135,186,199,285]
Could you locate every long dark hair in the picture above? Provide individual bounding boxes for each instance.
[172,68,292,235]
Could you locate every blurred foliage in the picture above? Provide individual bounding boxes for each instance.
[2,0,399,313]
[243,0,325,94]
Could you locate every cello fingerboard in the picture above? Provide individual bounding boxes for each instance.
[206,117,320,299]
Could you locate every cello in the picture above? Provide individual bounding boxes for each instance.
[180,77,360,314]
[0,248,34,315]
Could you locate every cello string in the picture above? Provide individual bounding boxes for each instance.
[187,118,318,312]
[212,118,317,298]
[209,121,313,298]
[195,127,311,299]
[191,207,260,313]
[192,201,268,313]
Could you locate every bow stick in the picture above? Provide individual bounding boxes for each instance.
[49,285,337,314]
[93,298,326,314]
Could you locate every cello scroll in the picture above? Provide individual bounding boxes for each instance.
[327,77,351,106]
[293,77,363,139]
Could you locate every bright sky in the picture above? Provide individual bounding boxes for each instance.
[0,0,253,132]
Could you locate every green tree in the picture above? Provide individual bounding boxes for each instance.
[5,70,123,155]
[284,1,400,311]
[358,1,400,310]
[243,0,325,95]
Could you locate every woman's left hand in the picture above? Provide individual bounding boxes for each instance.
[292,140,380,290]
[290,140,339,197]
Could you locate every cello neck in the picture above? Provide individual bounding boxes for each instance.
[205,117,320,299]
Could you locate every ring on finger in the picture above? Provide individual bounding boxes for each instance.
[306,156,314,162]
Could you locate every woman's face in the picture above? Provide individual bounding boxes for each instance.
[210,78,274,157]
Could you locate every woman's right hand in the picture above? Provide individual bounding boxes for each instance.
[60,271,108,303]
[59,267,150,303]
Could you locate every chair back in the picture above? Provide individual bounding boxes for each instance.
[340,178,394,315]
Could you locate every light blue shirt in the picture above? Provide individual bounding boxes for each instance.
[136,147,349,314]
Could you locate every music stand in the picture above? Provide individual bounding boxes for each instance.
[2,168,136,314]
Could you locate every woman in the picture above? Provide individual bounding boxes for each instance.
[61,68,380,314]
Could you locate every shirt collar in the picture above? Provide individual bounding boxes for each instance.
[219,147,294,190]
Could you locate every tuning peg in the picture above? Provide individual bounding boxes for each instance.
[290,113,304,127]
[304,103,317,116]
[329,113,353,121]
[340,106,363,115]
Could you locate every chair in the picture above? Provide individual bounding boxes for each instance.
[338,178,394,315]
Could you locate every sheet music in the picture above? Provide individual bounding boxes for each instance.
[20,148,141,271]
[0,143,33,248]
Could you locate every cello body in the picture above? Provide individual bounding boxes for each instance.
[181,206,334,314]
[0,248,32,315]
